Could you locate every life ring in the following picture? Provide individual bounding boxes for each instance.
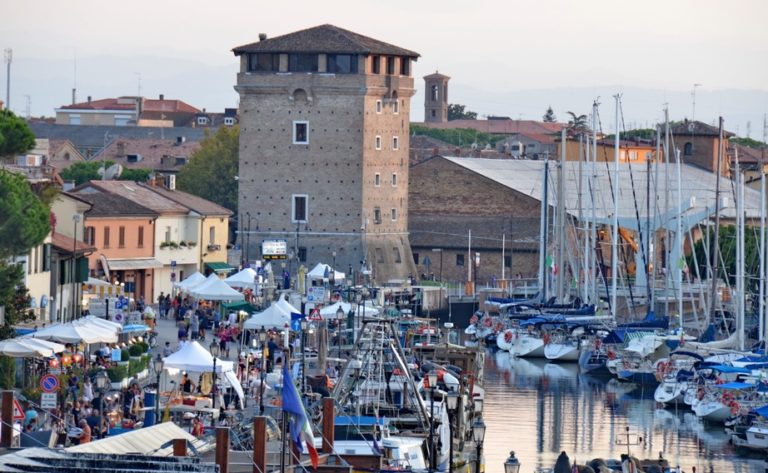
[470,315,479,325]
[483,317,493,328]
[730,401,740,415]
[722,392,734,404]
[715,377,725,385]
[656,361,669,377]
[495,322,503,333]
[504,331,513,343]
[542,333,551,345]
[607,350,616,360]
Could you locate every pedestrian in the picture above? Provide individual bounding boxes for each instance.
[162,341,173,357]
[190,312,200,341]
[157,292,165,317]
[76,419,92,444]
[190,416,203,438]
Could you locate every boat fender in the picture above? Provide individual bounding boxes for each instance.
[504,331,513,343]
[722,392,734,404]
[730,401,740,415]
[483,317,493,328]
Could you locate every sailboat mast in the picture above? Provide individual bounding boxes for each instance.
[539,161,550,302]
[709,117,724,325]
[557,127,567,301]
[760,115,767,343]
[651,125,661,311]
[591,101,599,306]
[611,95,620,319]
[675,148,684,321]
[736,150,745,351]
[664,108,671,318]
[582,133,590,304]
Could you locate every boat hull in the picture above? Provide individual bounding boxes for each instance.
[510,336,545,358]
[544,343,580,361]
[654,380,688,405]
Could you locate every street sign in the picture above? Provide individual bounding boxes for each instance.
[170,272,177,282]
[12,399,24,420]
[308,308,323,321]
[40,393,57,409]
[40,374,59,393]
[171,260,177,268]
[307,286,325,303]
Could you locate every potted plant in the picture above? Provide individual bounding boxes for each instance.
[187,241,197,247]
[169,241,180,249]
[179,241,188,247]
[160,241,170,249]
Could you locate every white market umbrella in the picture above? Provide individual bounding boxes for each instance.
[32,323,118,344]
[224,267,258,289]
[190,278,245,301]
[73,315,122,333]
[162,341,233,373]
[0,337,66,357]
[174,272,208,291]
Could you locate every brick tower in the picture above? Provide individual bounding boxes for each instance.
[424,71,450,123]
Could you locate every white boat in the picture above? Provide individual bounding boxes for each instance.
[544,333,581,361]
[509,333,545,358]
[654,378,688,405]
[693,398,733,423]
[732,422,768,452]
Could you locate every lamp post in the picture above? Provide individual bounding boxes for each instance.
[503,451,520,473]
[154,353,163,423]
[336,306,344,360]
[209,341,220,428]
[300,318,308,398]
[446,392,459,473]
[94,370,109,439]
[331,251,337,288]
[71,214,82,321]
[427,370,438,473]
[474,398,484,417]
[472,417,486,473]
[259,329,267,415]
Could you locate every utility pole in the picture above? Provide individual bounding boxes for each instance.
[4,48,11,109]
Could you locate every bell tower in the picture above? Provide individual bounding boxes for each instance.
[424,71,450,123]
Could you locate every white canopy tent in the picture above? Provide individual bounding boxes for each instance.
[275,297,300,315]
[162,341,234,373]
[174,272,208,291]
[190,278,245,301]
[224,267,258,289]
[243,303,291,330]
[31,322,118,344]
[306,263,345,281]
[86,278,113,287]
[73,315,123,333]
[0,337,66,357]
[319,301,352,318]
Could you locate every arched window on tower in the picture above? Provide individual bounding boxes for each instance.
[431,85,438,102]
[684,142,693,156]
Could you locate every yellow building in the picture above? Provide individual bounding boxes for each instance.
[556,137,660,164]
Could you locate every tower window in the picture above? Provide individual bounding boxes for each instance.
[391,208,397,221]
[376,100,382,114]
[431,85,439,102]
[373,207,382,224]
[293,121,309,144]
[684,142,693,156]
[372,56,381,74]
[374,173,381,187]
[288,54,318,72]
[391,173,398,187]
[393,100,399,114]
[400,57,410,76]
[386,57,395,75]
[431,110,436,118]
[327,54,358,74]
[292,194,308,223]
[247,53,279,72]
[393,247,401,263]
[375,136,382,150]
[392,136,399,150]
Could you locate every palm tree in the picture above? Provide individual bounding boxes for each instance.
[566,111,589,136]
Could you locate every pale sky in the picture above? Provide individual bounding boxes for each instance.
[3,0,767,134]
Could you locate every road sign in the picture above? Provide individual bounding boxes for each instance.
[12,399,24,420]
[40,393,57,409]
[171,260,177,268]
[308,308,323,321]
[40,374,59,393]
[171,272,177,282]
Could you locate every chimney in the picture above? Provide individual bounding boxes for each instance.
[159,94,164,101]
[116,141,126,157]
[258,33,267,41]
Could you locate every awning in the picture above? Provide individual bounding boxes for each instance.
[107,258,163,270]
[67,422,211,455]
[205,261,235,273]
[221,301,260,314]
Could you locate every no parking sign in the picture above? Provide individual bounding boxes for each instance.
[40,374,59,393]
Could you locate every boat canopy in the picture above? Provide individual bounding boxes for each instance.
[718,382,755,390]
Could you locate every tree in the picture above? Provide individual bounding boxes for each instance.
[566,111,590,135]
[176,126,239,213]
[60,161,116,185]
[0,109,35,160]
[0,170,51,260]
[543,106,557,123]
[447,104,478,121]
[119,168,152,182]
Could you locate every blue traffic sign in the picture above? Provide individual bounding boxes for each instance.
[40,374,59,393]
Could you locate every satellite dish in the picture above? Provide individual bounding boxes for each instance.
[103,164,123,180]
[470,142,478,150]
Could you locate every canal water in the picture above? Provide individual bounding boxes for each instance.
[481,349,767,473]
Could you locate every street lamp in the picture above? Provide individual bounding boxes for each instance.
[503,451,520,473]
[472,417,486,473]
[331,251,337,287]
[446,392,459,473]
[154,353,163,423]
[258,329,267,415]
[336,306,344,360]
[474,397,483,415]
[71,214,82,321]
[94,370,109,439]
[427,370,438,473]
[209,341,220,428]
[300,318,308,398]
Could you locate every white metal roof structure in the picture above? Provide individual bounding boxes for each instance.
[67,421,211,456]
[441,157,763,229]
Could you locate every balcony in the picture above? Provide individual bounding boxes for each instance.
[207,244,221,252]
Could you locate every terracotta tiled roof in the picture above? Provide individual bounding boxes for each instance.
[670,119,735,137]
[424,71,450,79]
[233,24,419,57]
[75,191,158,218]
[140,184,232,216]
[143,99,200,114]
[50,231,95,254]
[733,143,766,164]
[514,132,557,144]
[75,181,189,214]
[416,119,564,135]
[94,138,201,171]
[60,98,136,111]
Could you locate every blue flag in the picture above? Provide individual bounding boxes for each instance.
[281,362,319,467]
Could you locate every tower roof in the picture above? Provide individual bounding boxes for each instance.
[670,119,734,137]
[424,71,450,80]
[233,24,419,58]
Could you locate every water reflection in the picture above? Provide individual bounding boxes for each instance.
[483,349,766,472]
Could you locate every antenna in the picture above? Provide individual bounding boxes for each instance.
[691,83,702,122]
[24,95,30,118]
[73,49,77,104]
[4,48,12,109]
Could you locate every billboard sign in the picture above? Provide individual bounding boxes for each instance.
[262,239,288,260]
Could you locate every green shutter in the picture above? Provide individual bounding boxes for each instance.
[76,257,89,283]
